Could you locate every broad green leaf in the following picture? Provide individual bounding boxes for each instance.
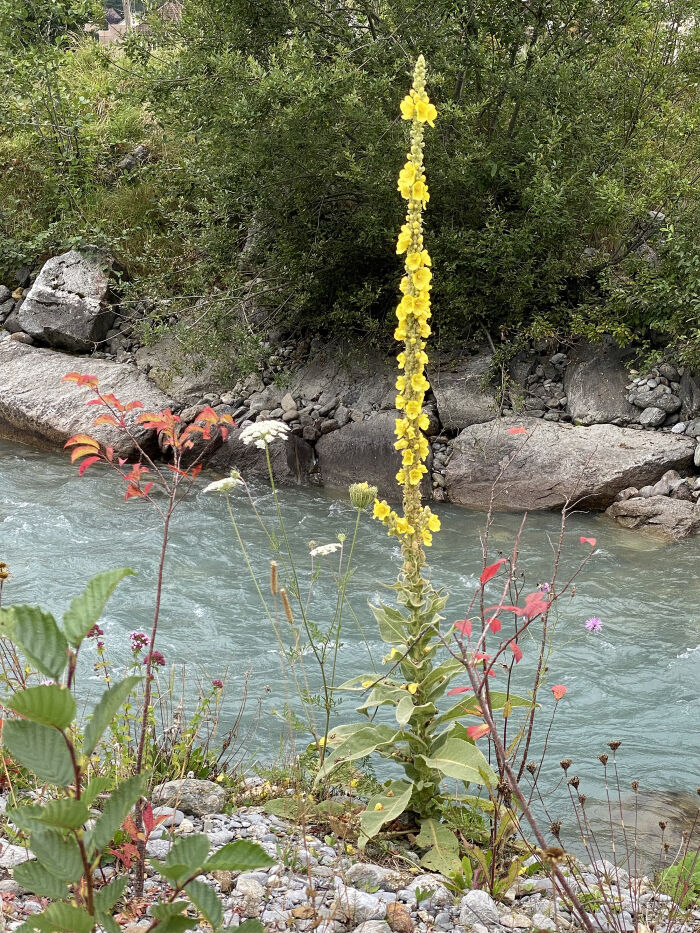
[62,568,135,647]
[83,675,141,756]
[369,602,407,644]
[203,840,275,872]
[96,914,121,933]
[150,900,192,919]
[238,923,265,933]
[421,658,466,702]
[83,775,111,807]
[3,720,74,786]
[164,834,210,877]
[322,722,376,747]
[420,738,496,785]
[0,605,68,681]
[86,773,144,854]
[7,803,46,833]
[434,691,531,728]
[186,878,224,929]
[357,682,406,713]
[30,828,84,882]
[28,798,88,830]
[416,818,461,876]
[263,797,318,821]
[396,694,414,726]
[5,685,76,730]
[93,876,128,912]
[22,902,94,933]
[359,780,412,847]
[12,860,68,899]
[315,724,399,781]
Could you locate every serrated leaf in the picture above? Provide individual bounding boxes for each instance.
[31,798,89,830]
[30,827,83,882]
[31,902,94,933]
[12,861,68,899]
[5,685,76,730]
[93,875,128,912]
[164,834,210,878]
[150,900,191,919]
[203,839,275,872]
[96,913,121,933]
[416,818,461,876]
[315,724,399,781]
[83,675,141,756]
[186,878,223,929]
[359,780,412,847]
[83,775,111,807]
[86,773,144,855]
[420,738,496,785]
[3,720,74,786]
[0,605,68,681]
[62,568,135,647]
[369,601,406,644]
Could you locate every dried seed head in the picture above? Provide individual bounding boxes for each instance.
[608,740,621,751]
[578,794,587,806]
[280,588,294,623]
[550,821,562,837]
[631,780,639,792]
[664,843,670,853]
[270,561,279,595]
[599,754,609,766]
[526,761,537,775]
[659,821,667,831]
[560,758,572,773]
[568,776,580,789]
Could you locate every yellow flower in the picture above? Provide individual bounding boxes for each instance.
[396,468,405,484]
[395,418,409,437]
[413,267,432,289]
[349,780,358,789]
[318,736,326,747]
[399,276,410,294]
[406,252,423,271]
[373,500,391,520]
[427,514,441,532]
[395,394,406,410]
[397,352,406,369]
[415,99,438,127]
[421,529,433,546]
[402,449,414,466]
[394,438,408,451]
[374,802,385,811]
[396,231,412,254]
[408,468,423,486]
[389,648,401,658]
[405,400,421,418]
[400,95,414,120]
[407,682,419,694]
[412,180,427,201]
[396,375,406,391]
[399,181,412,199]
[418,413,430,431]
[411,373,429,392]
[419,322,431,338]
[420,249,432,266]
[395,517,414,535]
[394,324,407,340]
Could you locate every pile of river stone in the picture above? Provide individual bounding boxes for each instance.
[0,778,697,933]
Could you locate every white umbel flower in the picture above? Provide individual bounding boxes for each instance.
[239,420,290,449]
[202,470,244,495]
[309,543,342,558]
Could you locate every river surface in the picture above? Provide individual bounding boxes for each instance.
[1,437,699,854]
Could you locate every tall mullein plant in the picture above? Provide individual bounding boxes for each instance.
[317,59,497,845]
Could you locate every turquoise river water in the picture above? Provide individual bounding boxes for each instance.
[1,437,699,850]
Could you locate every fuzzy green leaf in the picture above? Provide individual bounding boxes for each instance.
[416,818,461,876]
[359,780,412,847]
[93,875,127,913]
[420,738,496,785]
[315,724,399,781]
[62,568,135,648]
[434,691,531,728]
[86,773,144,855]
[5,685,76,730]
[0,605,68,681]
[203,839,275,872]
[357,682,407,713]
[30,828,84,882]
[12,860,68,899]
[186,878,224,929]
[396,694,414,726]
[369,602,407,644]
[83,675,141,756]
[2,720,74,786]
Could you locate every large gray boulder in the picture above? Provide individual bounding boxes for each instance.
[151,778,226,816]
[0,335,171,456]
[287,349,396,413]
[606,496,700,540]
[429,352,498,431]
[315,410,431,501]
[564,339,638,425]
[444,418,695,511]
[208,424,314,485]
[18,250,117,352]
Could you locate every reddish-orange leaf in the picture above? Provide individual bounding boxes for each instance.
[447,686,473,696]
[124,484,144,501]
[480,558,507,586]
[195,406,218,424]
[507,426,527,435]
[510,643,523,663]
[190,465,202,478]
[70,445,102,463]
[142,482,154,497]
[455,619,472,636]
[488,617,502,633]
[63,372,98,387]
[580,536,597,547]
[523,592,548,619]
[98,393,124,411]
[220,413,235,425]
[93,414,119,427]
[105,446,114,462]
[467,724,490,740]
[78,456,101,476]
[118,457,127,467]
[552,684,567,701]
[125,400,144,412]
[220,426,230,442]
[64,434,99,449]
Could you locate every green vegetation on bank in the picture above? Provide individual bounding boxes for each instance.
[1,0,699,363]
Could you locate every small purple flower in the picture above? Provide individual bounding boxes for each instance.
[87,624,104,639]
[540,582,551,594]
[129,631,149,653]
[585,616,603,634]
[97,640,105,650]
[143,650,165,667]
[212,679,224,690]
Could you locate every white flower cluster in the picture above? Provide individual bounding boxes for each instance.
[202,470,244,495]
[309,543,342,558]
[239,420,290,449]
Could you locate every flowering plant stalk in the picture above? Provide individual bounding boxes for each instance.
[316,58,507,847]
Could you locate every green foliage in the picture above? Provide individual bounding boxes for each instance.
[658,851,700,908]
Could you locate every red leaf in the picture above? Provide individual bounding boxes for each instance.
[125,400,144,412]
[190,465,202,478]
[480,559,507,586]
[142,482,154,497]
[220,426,229,442]
[510,643,523,663]
[580,536,597,547]
[142,803,155,836]
[78,456,101,476]
[124,484,144,501]
[488,617,502,633]
[455,619,472,636]
[523,592,549,619]
[507,426,527,435]
[552,684,567,701]
[467,724,490,740]
[64,434,99,449]
[447,686,473,696]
